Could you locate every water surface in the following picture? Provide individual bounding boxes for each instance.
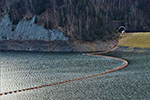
[0,51,150,100]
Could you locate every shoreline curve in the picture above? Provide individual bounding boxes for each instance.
[0,35,129,96]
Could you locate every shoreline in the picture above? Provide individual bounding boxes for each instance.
[0,40,117,53]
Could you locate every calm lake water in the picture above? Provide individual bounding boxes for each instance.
[0,51,150,100]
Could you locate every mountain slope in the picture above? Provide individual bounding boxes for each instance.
[1,0,150,41]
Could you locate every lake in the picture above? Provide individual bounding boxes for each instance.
[0,51,150,100]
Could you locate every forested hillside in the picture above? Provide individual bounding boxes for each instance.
[0,0,150,41]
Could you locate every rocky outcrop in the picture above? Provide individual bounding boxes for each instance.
[0,14,117,52]
[0,14,68,41]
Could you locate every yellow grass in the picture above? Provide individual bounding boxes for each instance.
[118,32,150,48]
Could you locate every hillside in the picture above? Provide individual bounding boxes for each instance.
[0,0,150,41]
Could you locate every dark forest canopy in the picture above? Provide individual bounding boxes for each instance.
[0,0,150,41]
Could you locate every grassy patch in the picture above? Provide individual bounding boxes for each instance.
[119,32,150,48]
